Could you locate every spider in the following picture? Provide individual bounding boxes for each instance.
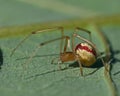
[10,27,108,76]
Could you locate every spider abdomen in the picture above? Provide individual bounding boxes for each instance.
[75,43,97,66]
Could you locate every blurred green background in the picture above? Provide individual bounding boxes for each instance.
[0,0,120,96]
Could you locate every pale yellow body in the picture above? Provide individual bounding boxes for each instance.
[76,49,96,66]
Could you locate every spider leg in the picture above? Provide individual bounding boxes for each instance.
[52,35,71,69]
[71,27,95,76]
[75,27,92,41]
[72,28,108,75]
[51,57,60,64]
[10,27,64,56]
[72,28,93,76]
[92,25,110,72]
[72,27,95,52]
[73,33,96,50]
[76,55,83,76]
[99,57,109,72]
[23,36,70,69]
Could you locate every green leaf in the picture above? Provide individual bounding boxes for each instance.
[0,0,120,96]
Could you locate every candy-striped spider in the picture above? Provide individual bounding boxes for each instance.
[10,27,108,76]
